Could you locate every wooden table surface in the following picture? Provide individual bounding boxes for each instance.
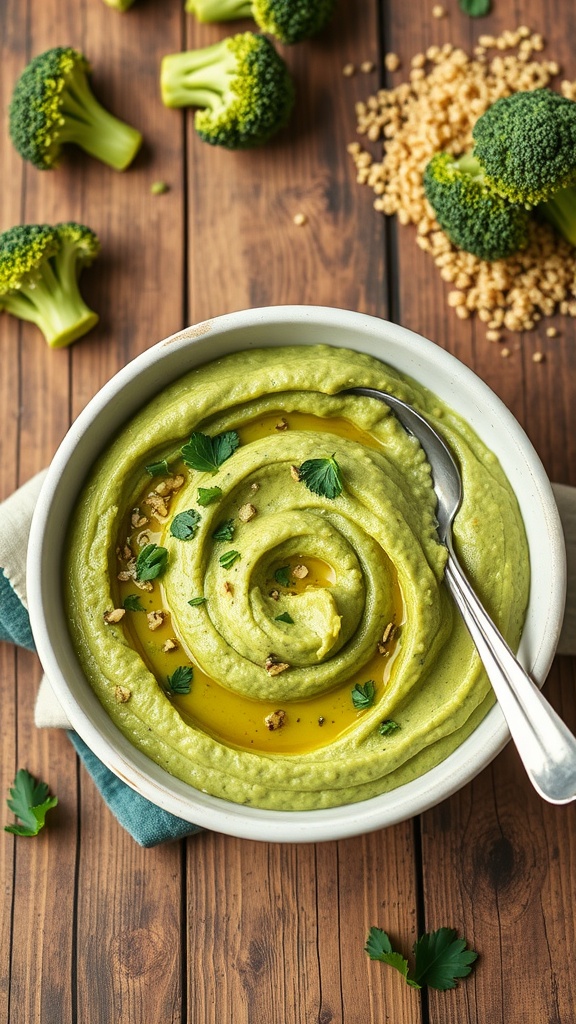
[2,1,575,1022]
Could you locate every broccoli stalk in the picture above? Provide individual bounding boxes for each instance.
[539,186,576,247]
[9,47,142,171]
[160,33,294,149]
[185,0,337,43]
[0,223,100,348]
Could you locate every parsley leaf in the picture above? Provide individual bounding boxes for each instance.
[365,927,478,991]
[458,0,490,14]
[145,459,170,476]
[197,486,222,507]
[136,543,168,581]
[4,769,58,837]
[188,596,207,607]
[379,719,400,736]
[123,594,145,612]
[212,519,235,542]
[298,456,343,499]
[274,565,291,587]
[167,666,193,694]
[181,430,239,473]
[219,550,241,569]
[413,928,478,990]
[170,509,201,541]
[351,680,376,709]
[275,612,294,624]
[365,929,413,986]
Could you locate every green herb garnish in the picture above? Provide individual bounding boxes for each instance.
[219,550,241,569]
[274,565,291,587]
[379,719,400,736]
[170,509,201,540]
[365,927,478,991]
[351,680,376,709]
[212,519,235,542]
[135,543,168,581]
[299,455,343,499]
[4,769,58,837]
[123,594,145,612]
[167,665,193,694]
[188,596,207,607]
[181,430,239,473]
[197,486,222,506]
[145,459,170,476]
[458,0,490,15]
[275,612,294,624]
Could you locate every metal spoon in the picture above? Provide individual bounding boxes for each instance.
[344,386,576,804]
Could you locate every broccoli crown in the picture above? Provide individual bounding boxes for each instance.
[423,151,530,262]
[252,0,337,43]
[472,88,576,206]
[9,46,142,171]
[161,32,294,149]
[0,221,100,348]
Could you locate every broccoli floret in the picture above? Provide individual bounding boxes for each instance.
[185,0,336,44]
[423,151,530,261]
[9,47,142,171]
[0,222,100,348]
[160,32,294,148]
[472,88,576,206]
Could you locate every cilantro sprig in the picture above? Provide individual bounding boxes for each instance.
[298,456,343,499]
[274,565,291,587]
[182,430,239,473]
[379,719,400,736]
[145,459,170,477]
[351,680,375,709]
[167,666,193,694]
[212,519,235,542]
[136,543,168,581]
[123,594,145,612]
[365,927,478,991]
[170,509,201,541]
[197,486,222,507]
[458,0,490,15]
[275,612,294,624]
[219,550,241,569]
[4,769,58,837]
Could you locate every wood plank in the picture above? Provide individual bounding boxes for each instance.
[182,4,421,1023]
[381,2,576,1021]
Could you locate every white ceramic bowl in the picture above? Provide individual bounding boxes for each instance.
[27,307,566,841]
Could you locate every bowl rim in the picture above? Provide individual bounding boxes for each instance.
[27,305,567,841]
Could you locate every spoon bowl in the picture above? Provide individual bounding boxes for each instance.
[345,385,576,805]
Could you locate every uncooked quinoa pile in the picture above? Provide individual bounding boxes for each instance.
[348,26,576,345]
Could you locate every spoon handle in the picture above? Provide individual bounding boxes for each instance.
[444,551,576,804]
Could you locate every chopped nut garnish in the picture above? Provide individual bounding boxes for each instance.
[162,638,179,652]
[292,564,309,579]
[290,464,302,481]
[238,502,257,522]
[117,570,133,582]
[265,709,287,731]
[293,212,307,226]
[114,685,131,703]
[104,608,126,624]
[265,654,290,676]
[342,62,356,77]
[250,481,260,492]
[275,417,289,431]
[269,589,280,601]
[147,610,165,631]
[134,578,154,592]
[318,716,325,726]
[131,510,148,528]
[143,492,170,520]
[381,622,396,644]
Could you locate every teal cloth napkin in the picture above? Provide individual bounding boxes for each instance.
[1,538,202,847]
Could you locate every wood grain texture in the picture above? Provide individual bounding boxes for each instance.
[1,0,575,1022]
